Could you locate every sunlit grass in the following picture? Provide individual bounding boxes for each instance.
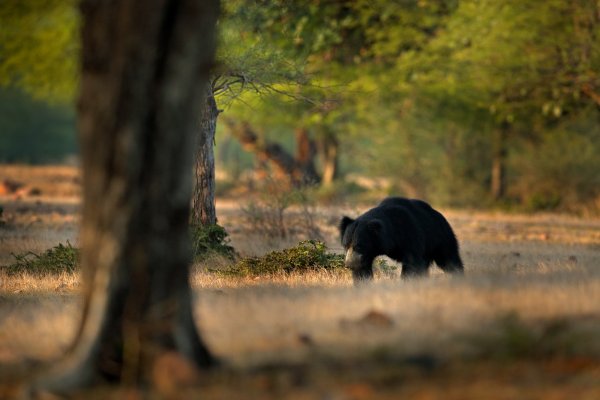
[2,258,599,365]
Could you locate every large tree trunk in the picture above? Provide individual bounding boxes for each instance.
[191,87,218,226]
[30,0,219,395]
[491,124,508,201]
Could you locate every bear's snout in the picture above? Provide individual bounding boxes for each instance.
[344,247,363,270]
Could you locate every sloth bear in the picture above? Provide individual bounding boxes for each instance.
[340,197,464,282]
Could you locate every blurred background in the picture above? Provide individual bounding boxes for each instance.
[1,0,599,213]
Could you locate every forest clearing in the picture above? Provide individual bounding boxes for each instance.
[2,1,600,398]
[1,165,599,399]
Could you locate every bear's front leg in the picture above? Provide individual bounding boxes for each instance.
[352,266,374,283]
[401,257,429,279]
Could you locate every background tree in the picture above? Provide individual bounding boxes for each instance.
[399,0,600,203]
[190,0,310,227]
[223,0,457,188]
[29,0,219,395]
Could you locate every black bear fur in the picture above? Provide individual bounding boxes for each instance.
[340,197,464,282]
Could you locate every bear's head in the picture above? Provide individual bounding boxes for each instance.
[339,216,383,271]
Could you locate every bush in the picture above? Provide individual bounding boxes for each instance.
[3,242,79,275]
[241,179,323,240]
[191,223,236,261]
[215,240,345,277]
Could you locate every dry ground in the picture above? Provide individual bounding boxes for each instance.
[0,164,599,399]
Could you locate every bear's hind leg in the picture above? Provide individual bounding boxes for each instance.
[435,252,464,275]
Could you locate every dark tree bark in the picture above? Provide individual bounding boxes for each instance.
[191,87,219,226]
[294,128,321,185]
[491,124,509,201]
[318,130,339,186]
[29,0,219,395]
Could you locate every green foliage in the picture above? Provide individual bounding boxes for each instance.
[191,224,236,262]
[355,0,600,209]
[511,111,600,212]
[0,0,79,103]
[215,240,344,277]
[374,258,400,279]
[214,0,310,111]
[415,0,596,126]
[3,242,79,275]
[3,0,598,211]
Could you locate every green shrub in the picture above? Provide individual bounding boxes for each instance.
[524,191,562,212]
[215,240,345,277]
[191,223,236,261]
[3,242,79,275]
[374,257,400,278]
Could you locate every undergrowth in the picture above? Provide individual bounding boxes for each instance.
[2,242,79,275]
[191,223,236,261]
[241,179,323,240]
[214,240,345,277]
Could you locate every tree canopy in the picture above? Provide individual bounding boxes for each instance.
[0,0,79,103]
[1,0,599,211]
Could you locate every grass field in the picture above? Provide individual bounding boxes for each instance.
[1,164,599,399]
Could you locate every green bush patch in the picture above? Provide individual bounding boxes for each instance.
[215,240,345,277]
[3,242,80,275]
[191,223,236,262]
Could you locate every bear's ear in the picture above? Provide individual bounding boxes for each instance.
[339,216,355,238]
[367,219,383,235]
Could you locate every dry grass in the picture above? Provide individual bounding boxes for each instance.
[0,197,79,266]
[1,164,600,398]
[2,223,600,365]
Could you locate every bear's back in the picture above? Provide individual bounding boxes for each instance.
[378,197,433,215]
[377,197,455,248]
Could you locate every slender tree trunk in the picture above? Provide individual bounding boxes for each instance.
[294,128,320,185]
[30,0,219,395]
[491,124,508,200]
[192,87,218,226]
[319,132,339,186]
